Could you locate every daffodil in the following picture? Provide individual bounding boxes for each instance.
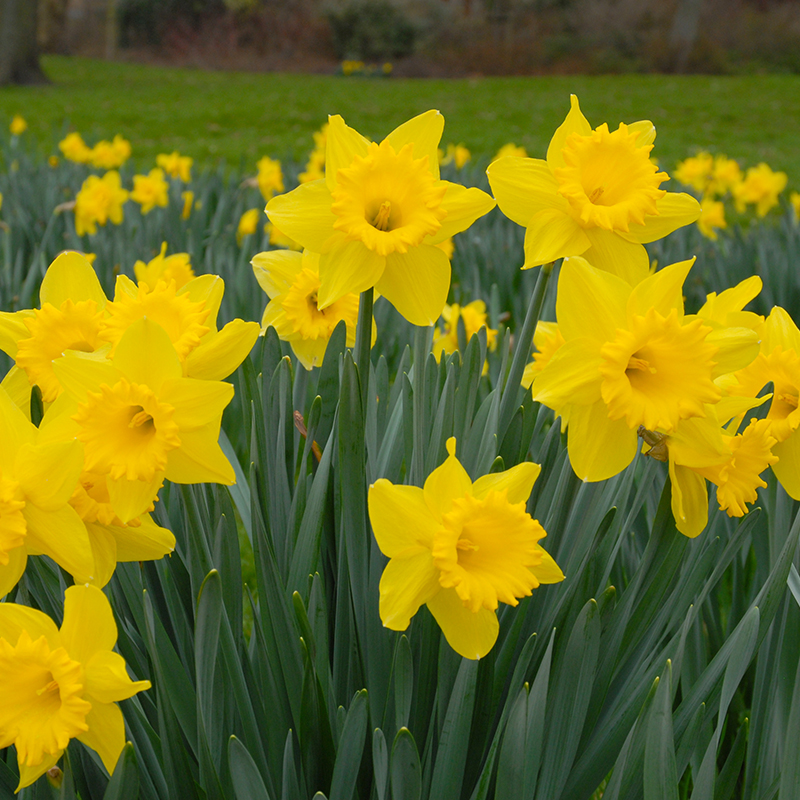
[49,317,236,522]
[252,249,370,369]
[0,252,110,404]
[440,143,471,169]
[790,191,800,222]
[181,190,195,220]
[531,257,724,481]
[266,111,496,326]
[0,584,150,790]
[90,136,131,170]
[299,124,328,184]
[522,321,565,389]
[487,95,701,284]
[697,197,726,240]
[74,172,129,237]
[256,156,284,201]
[156,151,193,182]
[732,163,787,217]
[674,152,714,193]
[0,386,93,599]
[708,155,742,197]
[237,208,261,243]
[133,242,195,292]
[130,168,169,215]
[369,438,563,659]
[432,300,497,368]
[492,143,528,161]
[59,132,93,164]
[265,222,303,251]
[9,115,27,136]
[101,272,259,382]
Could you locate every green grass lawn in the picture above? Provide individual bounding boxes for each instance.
[1,56,799,183]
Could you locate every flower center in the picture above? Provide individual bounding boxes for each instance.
[553,123,668,232]
[15,300,105,402]
[0,471,26,566]
[282,267,360,340]
[70,471,132,526]
[100,281,210,360]
[73,378,181,481]
[0,632,90,768]
[431,490,547,613]
[599,308,719,432]
[331,140,447,256]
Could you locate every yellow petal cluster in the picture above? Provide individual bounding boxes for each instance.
[157,151,193,182]
[131,168,169,214]
[368,438,563,659]
[74,172,129,236]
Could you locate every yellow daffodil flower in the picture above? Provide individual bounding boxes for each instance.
[134,242,195,292]
[708,155,742,197]
[674,152,714,193]
[432,300,497,370]
[74,172,129,236]
[130,168,169,215]
[0,387,93,599]
[265,222,303,251]
[790,191,800,222]
[267,111,495,326]
[9,115,27,136]
[90,135,132,170]
[0,252,111,404]
[252,249,371,369]
[256,156,284,201]
[50,318,236,522]
[487,95,701,284]
[0,585,150,789]
[440,143,471,169]
[732,163,787,217]
[156,151,193,182]
[492,143,528,161]
[369,438,563,659]
[59,132,93,164]
[299,124,328,184]
[531,257,725,481]
[697,197,727,240]
[181,190,195,219]
[237,208,261,243]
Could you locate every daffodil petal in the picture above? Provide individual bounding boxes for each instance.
[52,351,120,402]
[522,208,590,269]
[251,250,303,298]
[179,275,224,331]
[1,366,32,417]
[762,306,800,356]
[17,751,62,791]
[40,251,108,309]
[423,439,472,520]
[426,587,499,660]
[266,180,337,253]
[620,192,702,244]
[531,338,602,410]
[184,320,259,381]
[77,702,125,775]
[104,513,175,562]
[107,474,164,524]
[627,258,694,320]
[566,401,638,482]
[15,440,83,510]
[472,461,541,504]
[112,318,182,391]
[289,337,328,370]
[628,120,656,147]
[581,228,650,285]
[161,377,233,430]
[531,546,565,584]
[369,480,438,556]
[164,426,235,485]
[546,94,592,171]
[261,301,292,338]
[317,240,385,310]
[707,326,760,378]
[428,183,496,244]
[379,549,440,630]
[487,156,564,227]
[669,462,709,538]
[772,434,800,501]
[557,257,629,342]
[383,110,444,179]
[81,524,117,587]
[0,547,27,600]
[0,309,35,358]
[325,115,372,193]
[377,246,450,327]
[23,503,96,581]
[0,598,59,647]
[60,584,117,665]
[0,384,35,459]
[85,650,151,703]
[700,276,762,321]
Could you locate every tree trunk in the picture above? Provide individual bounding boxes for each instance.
[0,0,48,85]
[668,0,705,73]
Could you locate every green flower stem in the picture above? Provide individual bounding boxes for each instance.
[411,324,432,486]
[497,262,553,443]
[354,287,374,415]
